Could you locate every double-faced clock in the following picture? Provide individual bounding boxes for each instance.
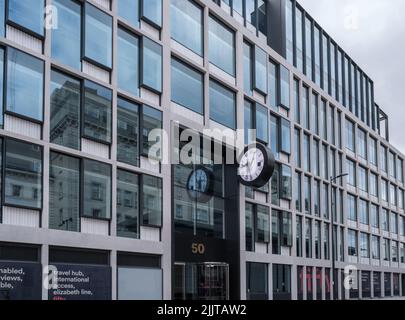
[186,166,214,203]
[238,143,275,188]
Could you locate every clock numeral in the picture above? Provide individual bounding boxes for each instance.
[191,243,206,255]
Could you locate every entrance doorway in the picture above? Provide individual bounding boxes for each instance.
[174,263,229,300]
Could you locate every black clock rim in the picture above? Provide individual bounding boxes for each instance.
[186,165,215,203]
[238,143,275,188]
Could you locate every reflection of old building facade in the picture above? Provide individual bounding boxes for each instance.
[0,0,404,300]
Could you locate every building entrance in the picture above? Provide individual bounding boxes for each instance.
[174,263,229,300]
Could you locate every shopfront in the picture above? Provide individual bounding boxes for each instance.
[172,132,240,300]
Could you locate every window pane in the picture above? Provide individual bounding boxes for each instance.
[84,80,112,143]
[142,0,162,27]
[142,105,163,157]
[5,139,42,209]
[49,152,80,232]
[208,16,235,76]
[118,28,139,96]
[83,159,111,219]
[279,65,290,109]
[209,80,236,129]
[142,175,162,226]
[8,0,44,35]
[0,48,3,127]
[170,0,202,55]
[6,48,44,121]
[305,17,312,78]
[117,169,139,239]
[171,58,203,114]
[51,0,81,69]
[256,205,270,243]
[0,0,4,37]
[245,203,254,251]
[254,46,267,94]
[117,97,139,167]
[268,61,277,109]
[118,0,139,27]
[281,165,292,200]
[50,70,80,150]
[281,118,291,154]
[256,103,268,143]
[295,9,303,72]
[85,3,112,68]
[243,42,253,95]
[142,37,162,93]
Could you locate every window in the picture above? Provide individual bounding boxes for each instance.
[381,179,388,202]
[347,159,356,187]
[8,0,44,36]
[118,28,139,96]
[400,216,405,236]
[348,194,357,221]
[359,166,368,192]
[5,139,42,209]
[383,239,390,261]
[295,172,302,212]
[359,200,369,225]
[117,98,140,167]
[389,151,396,179]
[321,100,327,140]
[313,140,319,177]
[254,46,267,94]
[50,70,81,150]
[49,152,80,232]
[281,165,292,200]
[303,134,310,172]
[397,159,404,182]
[304,16,312,78]
[272,210,293,254]
[243,42,253,95]
[245,203,254,251]
[208,16,235,76]
[322,144,328,179]
[294,129,301,168]
[337,50,343,103]
[256,205,270,243]
[304,176,311,214]
[296,215,303,257]
[273,264,291,300]
[170,0,202,55]
[84,3,112,69]
[358,129,367,160]
[295,9,304,72]
[142,105,163,157]
[142,175,163,227]
[330,43,336,99]
[360,233,370,258]
[370,173,378,197]
[305,218,312,258]
[246,262,268,300]
[171,58,204,114]
[390,184,397,206]
[392,241,398,262]
[381,145,387,173]
[268,61,277,109]
[382,209,389,232]
[345,119,355,152]
[315,221,321,259]
[142,0,162,28]
[370,137,377,166]
[322,34,329,91]
[322,183,329,219]
[83,80,112,144]
[279,65,290,109]
[302,86,309,130]
[256,103,269,144]
[311,93,319,135]
[372,236,380,260]
[314,26,321,86]
[391,213,398,235]
[399,189,404,209]
[285,0,293,64]
[324,224,330,259]
[294,79,300,123]
[209,80,236,129]
[314,180,320,216]
[142,37,162,93]
[117,170,139,239]
[83,159,111,219]
[51,0,81,69]
[280,118,291,154]
[348,229,357,256]
[6,48,44,121]
[118,0,139,27]
[370,204,380,229]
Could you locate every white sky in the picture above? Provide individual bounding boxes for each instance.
[298,0,405,154]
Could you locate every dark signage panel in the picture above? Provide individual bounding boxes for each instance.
[48,264,111,300]
[0,261,42,300]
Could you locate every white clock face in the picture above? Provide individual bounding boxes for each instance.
[238,147,265,182]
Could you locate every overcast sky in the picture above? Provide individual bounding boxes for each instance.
[298,0,405,154]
